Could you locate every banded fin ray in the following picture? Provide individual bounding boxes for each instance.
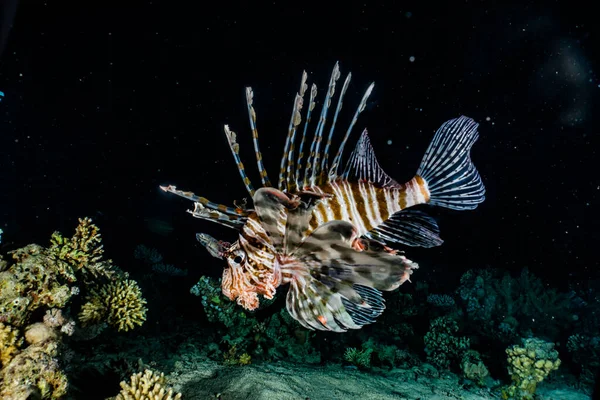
[320,72,352,179]
[328,81,375,180]
[279,71,309,193]
[364,209,443,248]
[284,220,418,332]
[159,185,247,229]
[305,63,341,188]
[245,87,272,187]
[294,83,318,189]
[224,125,255,197]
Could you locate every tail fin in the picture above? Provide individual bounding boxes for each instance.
[417,116,485,210]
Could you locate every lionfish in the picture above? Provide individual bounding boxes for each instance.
[160,63,485,332]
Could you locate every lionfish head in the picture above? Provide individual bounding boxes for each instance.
[195,232,235,260]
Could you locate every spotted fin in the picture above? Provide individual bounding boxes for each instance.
[252,187,295,252]
[284,220,418,332]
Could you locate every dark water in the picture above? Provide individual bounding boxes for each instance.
[0,2,598,399]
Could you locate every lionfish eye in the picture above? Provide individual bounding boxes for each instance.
[233,255,243,264]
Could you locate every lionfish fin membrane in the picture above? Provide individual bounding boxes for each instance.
[284,220,418,332]
[364,209,443,248]
[340,128,402,187]
[417,116,485,210]
[253,187,292,252]
[341,285,386,326]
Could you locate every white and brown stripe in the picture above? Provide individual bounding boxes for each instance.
[307,175,431,237]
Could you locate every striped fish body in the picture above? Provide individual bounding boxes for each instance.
[161,63,485,332]
[305,176,429,238]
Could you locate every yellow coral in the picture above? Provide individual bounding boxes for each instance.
[505,338,561,399]
[0,322,23,368]
[79,279,147,332]
[116,369,182,400]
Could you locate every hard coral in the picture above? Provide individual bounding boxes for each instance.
[116,369,182,400]
[1,244,72,327]
[48,217,117,282]
[1,218,120,327]
[504,337,561,399]
[79,279,147,332]
[0,334,68,400]
[0,322,22,368]
[424,316,470,369]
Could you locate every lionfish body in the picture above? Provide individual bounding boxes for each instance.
[162,63,485,332]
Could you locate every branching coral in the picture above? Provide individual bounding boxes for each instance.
[79,279,147,332]
[48,217,117,282]
[116,369,182,400]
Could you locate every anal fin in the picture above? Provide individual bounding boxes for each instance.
[364,209,443,248]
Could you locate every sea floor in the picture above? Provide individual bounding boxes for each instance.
[166,359,591,400]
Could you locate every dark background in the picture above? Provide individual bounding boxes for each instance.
[0,1,598,293]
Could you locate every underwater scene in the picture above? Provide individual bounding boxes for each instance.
[0,2,598,400]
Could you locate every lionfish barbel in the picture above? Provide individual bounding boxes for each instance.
[161,63,485,332]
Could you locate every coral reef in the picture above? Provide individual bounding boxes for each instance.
[0,322,22,368]
[460,349,490,386]
[457,268,571,342]
[116,369,182,400]
[504,337,561,399]
[79,279,147,332]
[0,218,148,398]
[424,316,470,369]
[191,275,320,364]
[134,244,187,277]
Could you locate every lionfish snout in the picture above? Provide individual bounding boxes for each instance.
[195,233,231,260]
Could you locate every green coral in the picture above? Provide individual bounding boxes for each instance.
[424,316,470,369]
[191,275,321,364]
[504,337,561,399]
[344,347,373,369]
[457,268,570,341]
